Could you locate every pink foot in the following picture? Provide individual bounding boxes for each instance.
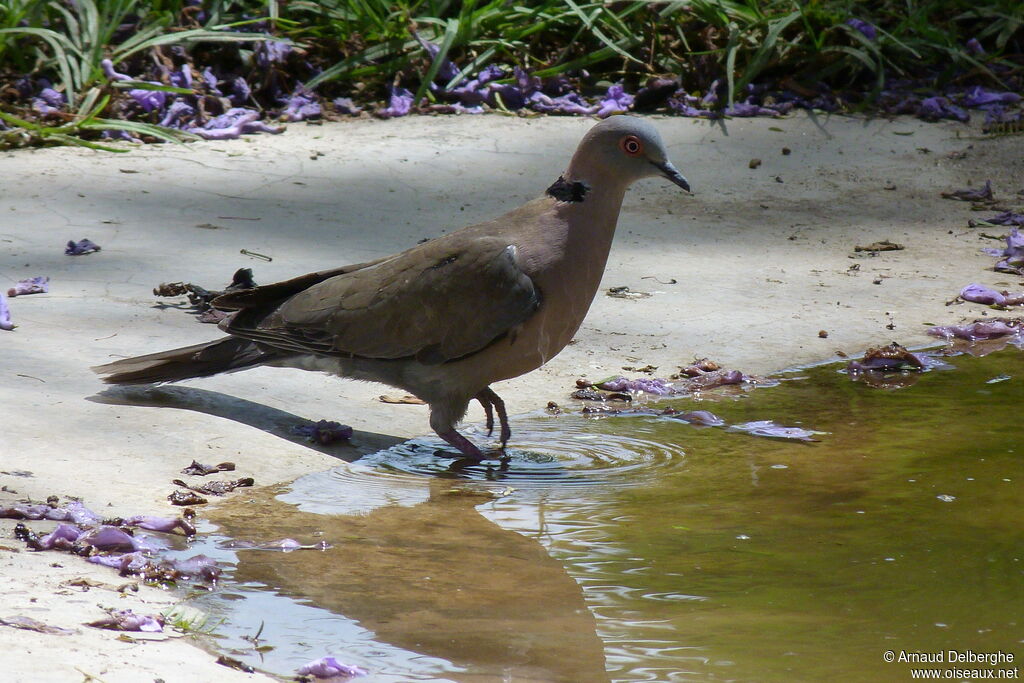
[437,429,484,459]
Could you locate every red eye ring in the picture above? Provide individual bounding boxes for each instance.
[620,135,643,156]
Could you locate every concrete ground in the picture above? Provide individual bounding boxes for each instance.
[1,112,1021,681]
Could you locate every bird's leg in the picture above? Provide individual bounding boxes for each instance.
[478,395,495,436]
[475,387,511,448]
[437,429,484,459]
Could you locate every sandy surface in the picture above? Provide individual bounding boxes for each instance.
[1,113,1021,681]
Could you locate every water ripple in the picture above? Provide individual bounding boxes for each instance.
[336,413,688,490]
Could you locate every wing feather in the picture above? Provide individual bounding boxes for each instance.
[224,236,540,363]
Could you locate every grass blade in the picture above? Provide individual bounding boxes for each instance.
[414,17,459,104]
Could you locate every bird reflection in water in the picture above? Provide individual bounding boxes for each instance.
[209,476,609,682]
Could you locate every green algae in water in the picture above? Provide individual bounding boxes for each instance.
[191,349,1024,682]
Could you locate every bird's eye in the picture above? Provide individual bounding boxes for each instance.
[620,135,643,156]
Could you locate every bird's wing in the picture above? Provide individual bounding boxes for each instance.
[224,235,540,364]
[211,258,388,310]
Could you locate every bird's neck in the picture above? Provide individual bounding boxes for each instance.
[554,170,630,292]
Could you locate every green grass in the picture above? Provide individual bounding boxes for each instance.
[0,0,1021,149]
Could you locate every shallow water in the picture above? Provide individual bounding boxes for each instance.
[183,348,1023,682]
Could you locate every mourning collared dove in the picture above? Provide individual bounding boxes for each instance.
[95,115,690,458]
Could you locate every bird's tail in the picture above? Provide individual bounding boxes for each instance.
[93,337,273,385]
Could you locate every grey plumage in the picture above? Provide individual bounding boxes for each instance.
[94,116,690,458]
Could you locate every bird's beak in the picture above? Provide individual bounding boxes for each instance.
[653,160,690,193]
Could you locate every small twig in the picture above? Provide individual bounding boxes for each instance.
[74,667,108,683]
[239,249,272,261]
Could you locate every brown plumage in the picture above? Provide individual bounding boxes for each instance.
[94,116,690,458]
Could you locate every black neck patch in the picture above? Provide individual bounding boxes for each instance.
[546,176,589,203]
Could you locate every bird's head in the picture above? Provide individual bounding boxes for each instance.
[568,115,690,193]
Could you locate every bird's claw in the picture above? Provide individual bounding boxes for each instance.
[475,387,511,447]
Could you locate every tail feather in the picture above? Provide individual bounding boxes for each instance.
[93,337,273,385]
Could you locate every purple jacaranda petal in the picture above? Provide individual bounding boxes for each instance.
[597,376,675,395]
[30,99,59,115]
[595,84,634,118]
[730,420,819,441]
[412,32,460,83]
[31,91,63,115]
[255,40,292,68]
[528,90,598,115]
[846,18,877,41]
[100,59,131,82]
[1007,227,1024,249]
[960,283,1006,306]
[377,86,414,118]
[38,523,82,550]
[941,180,993,201]
[725,99,783,117]
[77,526,158,552]
[662,409,726,427]
[702,79,722,106]
[448,65,505,105]
[122,515,197,536]
[230,76,251,106]
[170,554,221,582]
[978,211,1019,228]
[686,369,746,390]
[966,38,984,55]
[87,551,220,583]
[187,108,284,139]
[986,227,1024,274]
[297,656,368,679]
[918,96,969,122]
[0,504,50,519]
[62,501,102,526]
[425,102,484,115]
[169,65,193,89]
[8,276,49,297]
[333,97,363,115]
[961,86,1021,108]
[87,609,164,632]
[128,88,167,113]
[517,66,541,93]
[101,129,139,142]
[159,100,195,128]
[37,87,65,108]
[291,420,353,444]
[667,92,716,118]
[65,238,100,255]
[486,66,543,111]
[476,64,505,84]
[87,552,144,570]
[487,82,526,110]
[928,319,1024,342]
[201,67,220,94]
[1,502,101,522]
[280,88,321,121]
